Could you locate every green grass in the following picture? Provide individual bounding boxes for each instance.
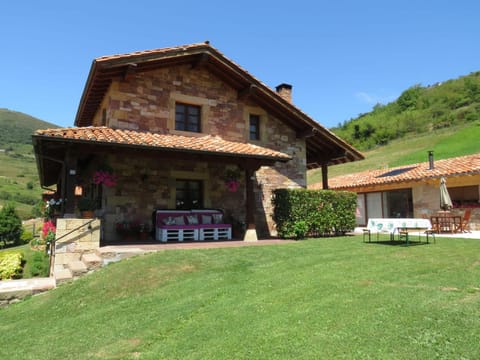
[1,237,480,359]
[309,122,480,185]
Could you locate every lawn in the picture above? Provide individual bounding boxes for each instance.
[1,236,480,359]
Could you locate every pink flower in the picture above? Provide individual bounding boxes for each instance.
[226,180,240,192]
[93,170,117,187]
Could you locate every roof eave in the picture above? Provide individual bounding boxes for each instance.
[32,133,291,164]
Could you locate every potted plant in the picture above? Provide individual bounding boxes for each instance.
[77,197,97,218]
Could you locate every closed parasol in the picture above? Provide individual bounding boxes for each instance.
[440,177,453,210]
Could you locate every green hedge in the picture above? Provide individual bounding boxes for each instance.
[272,189,357,239]
[0,251,24,279]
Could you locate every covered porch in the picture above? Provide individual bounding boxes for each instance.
[33,127,293,244]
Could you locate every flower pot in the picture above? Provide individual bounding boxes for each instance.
[81,210,94,219]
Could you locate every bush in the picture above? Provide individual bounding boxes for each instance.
[20,230,34,245]
[0,251,24,279]
[29,251,49,277]
[272,189,357,239]
[0,203,23,247]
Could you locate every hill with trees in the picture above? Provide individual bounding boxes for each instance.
[332,71,480,150]
[308,71,480,185]
[0,108,57,147]
[0,109,58,219]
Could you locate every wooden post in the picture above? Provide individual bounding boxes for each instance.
[63,151,78,215]
[243,165,258,241]
[322,163,329,190]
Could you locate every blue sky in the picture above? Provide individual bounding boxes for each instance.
[1,0,479,129]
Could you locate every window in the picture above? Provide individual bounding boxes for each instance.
[175,103,201,132]
[449,185,479,207]
[249,114,260,140]
[358,189,413,225]
[383,189,413,218]
[176,180,203,209]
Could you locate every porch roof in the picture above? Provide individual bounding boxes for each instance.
[33,126,292,187]
[73,42,364,168]
[310,153,480,191]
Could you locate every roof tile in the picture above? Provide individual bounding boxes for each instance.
[34,127,292,161]
[311,153,480,190]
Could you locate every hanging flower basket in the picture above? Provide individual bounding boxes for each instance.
[224,167,241,192]
[93,170,117,187]
[226,179,240,192]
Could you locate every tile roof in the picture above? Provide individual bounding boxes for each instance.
[74,42,364,166]
[311,153,480,190]
[34,127,292,161]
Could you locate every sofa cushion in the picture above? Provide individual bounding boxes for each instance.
[174,216,185,225]
[187,215,199,225]
[163,216,176,225]
[212,214,223,224]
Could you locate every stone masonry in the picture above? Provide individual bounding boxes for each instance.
[87,64,305,238]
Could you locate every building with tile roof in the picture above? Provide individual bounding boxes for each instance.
[33,42,363,243]
[310,153,480,229]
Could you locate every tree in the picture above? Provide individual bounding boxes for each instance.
[397,85,422,111]
[0,203,23,247]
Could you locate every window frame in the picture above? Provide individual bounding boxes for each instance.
[175,102,201,133]
[249,114,261,141]
[175,179,204,209]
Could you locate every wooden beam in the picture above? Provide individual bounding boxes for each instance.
[123,63,137,81]
[237,84,257,100]
[297,127,319,139]
[191,53,210,68]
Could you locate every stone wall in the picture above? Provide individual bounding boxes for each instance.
[53,218,101,281]
[89,64,306,238]
[414,183,479,230]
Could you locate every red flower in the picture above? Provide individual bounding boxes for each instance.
[42,221,56,239]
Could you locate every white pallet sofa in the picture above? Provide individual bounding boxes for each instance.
[155,209,232,242]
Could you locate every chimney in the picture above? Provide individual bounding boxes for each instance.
[428,150,434,170]
[276,83,293,103]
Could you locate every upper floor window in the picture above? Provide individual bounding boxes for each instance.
[175,103,201,132]
[249,114,260,140]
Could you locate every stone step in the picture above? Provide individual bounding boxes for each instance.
[96,246,149,265]
[81,253,103,270]
[55,268,73,284]
[68,260,88,276]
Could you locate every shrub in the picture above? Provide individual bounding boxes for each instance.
[0,203,23,247]
[29,251,49,277]
[272,189,357,239]
[0,251,24,279]
[20,229,34,245]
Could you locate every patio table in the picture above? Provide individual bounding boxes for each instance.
[430,215,462,233]
[364,218,433,245]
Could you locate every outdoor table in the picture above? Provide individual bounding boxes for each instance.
[430,214,462,233]
[364,218,433,245]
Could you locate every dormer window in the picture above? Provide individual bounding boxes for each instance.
[175,103,201,132]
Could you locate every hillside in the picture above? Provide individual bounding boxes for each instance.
[1,239,480,358]
[308,122,480,185]
[0,108,57,147]
[332,71,480,150]
[308,71,480,185]
[0,109,58,219]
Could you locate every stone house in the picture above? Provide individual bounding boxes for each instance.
[33,42,363,244]
[310,153,480,230]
